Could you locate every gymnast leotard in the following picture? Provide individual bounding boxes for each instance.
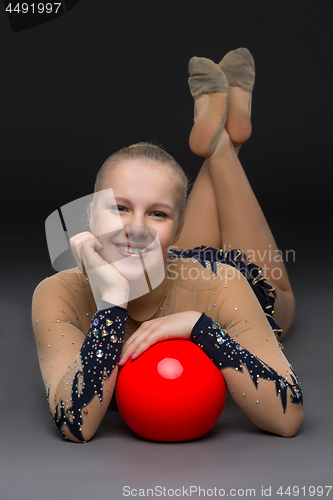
[32,246,303,441]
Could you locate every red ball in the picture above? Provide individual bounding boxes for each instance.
[116,340,226,442]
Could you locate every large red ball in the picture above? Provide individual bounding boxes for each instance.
[116,340,226,442]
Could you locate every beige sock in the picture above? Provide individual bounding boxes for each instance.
[219,48,255,93]
[188,57,229,101]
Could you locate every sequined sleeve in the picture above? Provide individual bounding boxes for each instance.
[32,274,127,442]
[190,265,303,436]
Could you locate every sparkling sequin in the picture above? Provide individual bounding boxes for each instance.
[191,313,303,414]
[52,306,126,442]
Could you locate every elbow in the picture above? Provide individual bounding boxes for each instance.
[59,423,94,443]
[255,404,304,438]
[275,406,304,438]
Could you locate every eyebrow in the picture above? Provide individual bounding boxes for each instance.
[114,197,175,213]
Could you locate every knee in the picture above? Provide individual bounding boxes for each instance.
[274,288,296,338]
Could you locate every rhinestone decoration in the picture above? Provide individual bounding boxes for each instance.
[52,306,127,442]
[191,313,303,414]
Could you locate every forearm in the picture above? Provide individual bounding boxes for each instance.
[190,313,303,437]
[52,304,127,442]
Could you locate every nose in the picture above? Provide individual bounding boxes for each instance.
[125,224,150,240]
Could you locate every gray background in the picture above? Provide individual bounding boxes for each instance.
[1,1,332,499]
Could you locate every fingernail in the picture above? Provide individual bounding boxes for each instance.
[129,353,135,358]
[117,358,121,364]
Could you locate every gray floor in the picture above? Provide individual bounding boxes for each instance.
[1,0,332,496]
[1,249,332,500]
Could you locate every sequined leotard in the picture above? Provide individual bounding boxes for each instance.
[32,247,303,441]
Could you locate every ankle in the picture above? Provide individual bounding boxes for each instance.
[208,128,234,162]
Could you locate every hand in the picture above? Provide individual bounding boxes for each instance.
[69,232,129,306]
[118,311,202,366]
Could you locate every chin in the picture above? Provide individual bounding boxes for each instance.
[113,260,148,282]
[97,239,166,288]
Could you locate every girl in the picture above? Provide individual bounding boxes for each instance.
[32,48,303,443]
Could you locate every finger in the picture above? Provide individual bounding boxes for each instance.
[119,320,155,358]
[79,244,87,276]
[120,329,162,365]
[69,232,101,272]
[69,236,86,272]
[119,335,145,366]
[119,330,151,366]
[80,239,106,272]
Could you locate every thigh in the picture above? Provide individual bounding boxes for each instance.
[175,161,222,250]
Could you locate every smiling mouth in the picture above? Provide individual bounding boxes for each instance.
[113,243,153,256]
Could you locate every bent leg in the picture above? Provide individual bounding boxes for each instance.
[178,134,295,336]
[207,130,292,291]
[176,160,222,250]
[177,50,295,334]
[208,129,295,335]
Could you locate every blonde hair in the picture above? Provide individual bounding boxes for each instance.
[94,142,189,226]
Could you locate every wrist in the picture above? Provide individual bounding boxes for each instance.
[188,311,203,335]
[101,287,129,309]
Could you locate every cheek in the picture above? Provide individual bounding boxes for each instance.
[92,211,124,236]
[156,224,177,251]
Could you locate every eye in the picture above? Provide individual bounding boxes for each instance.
[110,205,128,213]
[150,211,167,218]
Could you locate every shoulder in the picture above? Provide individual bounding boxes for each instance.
[168,246,246,275]
[167,246,239,289]
[34,267,87,292]
[32,268,91,307]
[32,268,95,331]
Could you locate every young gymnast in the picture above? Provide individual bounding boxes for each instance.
[32,48,303,443]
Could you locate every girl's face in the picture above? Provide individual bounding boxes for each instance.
[90,160,183,282]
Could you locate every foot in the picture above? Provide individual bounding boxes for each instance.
[188,57,229,158]
[219,48,255,147]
